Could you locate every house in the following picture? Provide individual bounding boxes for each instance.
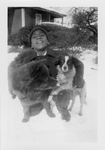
[8,7,66,35]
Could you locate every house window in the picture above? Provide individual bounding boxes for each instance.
[36,14,42,25]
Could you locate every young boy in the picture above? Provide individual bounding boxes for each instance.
[16,25,84,88]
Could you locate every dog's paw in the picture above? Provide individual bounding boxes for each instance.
[11,94,16,99]
[78,112,83,116]
[48,113,56,118]
[68,108,72,111]
[61,115,71,122]
[22,118,29,123]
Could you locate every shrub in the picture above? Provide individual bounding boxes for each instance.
[8,23,93,51]
[8,46,24,53]
[8,26,33,47]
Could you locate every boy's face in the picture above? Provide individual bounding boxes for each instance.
[31,30,48,51]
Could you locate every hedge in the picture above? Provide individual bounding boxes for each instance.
[8,23,92,49]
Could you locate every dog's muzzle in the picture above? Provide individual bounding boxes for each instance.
[62,64,69,72]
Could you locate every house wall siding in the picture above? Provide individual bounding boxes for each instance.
[25,8,35,26]
[12,9,21,33]
[8,7,62,35]
[8,8,15,35]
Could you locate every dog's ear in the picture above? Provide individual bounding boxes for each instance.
[54,55,62,66]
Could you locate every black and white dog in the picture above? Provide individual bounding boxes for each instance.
[51,55,87,116]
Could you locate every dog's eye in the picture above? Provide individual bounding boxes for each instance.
[67,59,72,65]
[67,61,71,65]
[61,59,64,64]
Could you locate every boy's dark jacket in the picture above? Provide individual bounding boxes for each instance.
[15,48,84,88]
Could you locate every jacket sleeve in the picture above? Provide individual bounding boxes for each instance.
[72,57,84,78]
[72,57,84,88]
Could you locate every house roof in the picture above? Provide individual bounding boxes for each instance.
[31,7,66,18]
[8,7,66,18]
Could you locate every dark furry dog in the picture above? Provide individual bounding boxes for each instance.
[8,56,57,122]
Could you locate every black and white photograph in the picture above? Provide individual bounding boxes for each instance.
[0,1,105,150]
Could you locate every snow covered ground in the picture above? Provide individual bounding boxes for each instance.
[1,50,100,150]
